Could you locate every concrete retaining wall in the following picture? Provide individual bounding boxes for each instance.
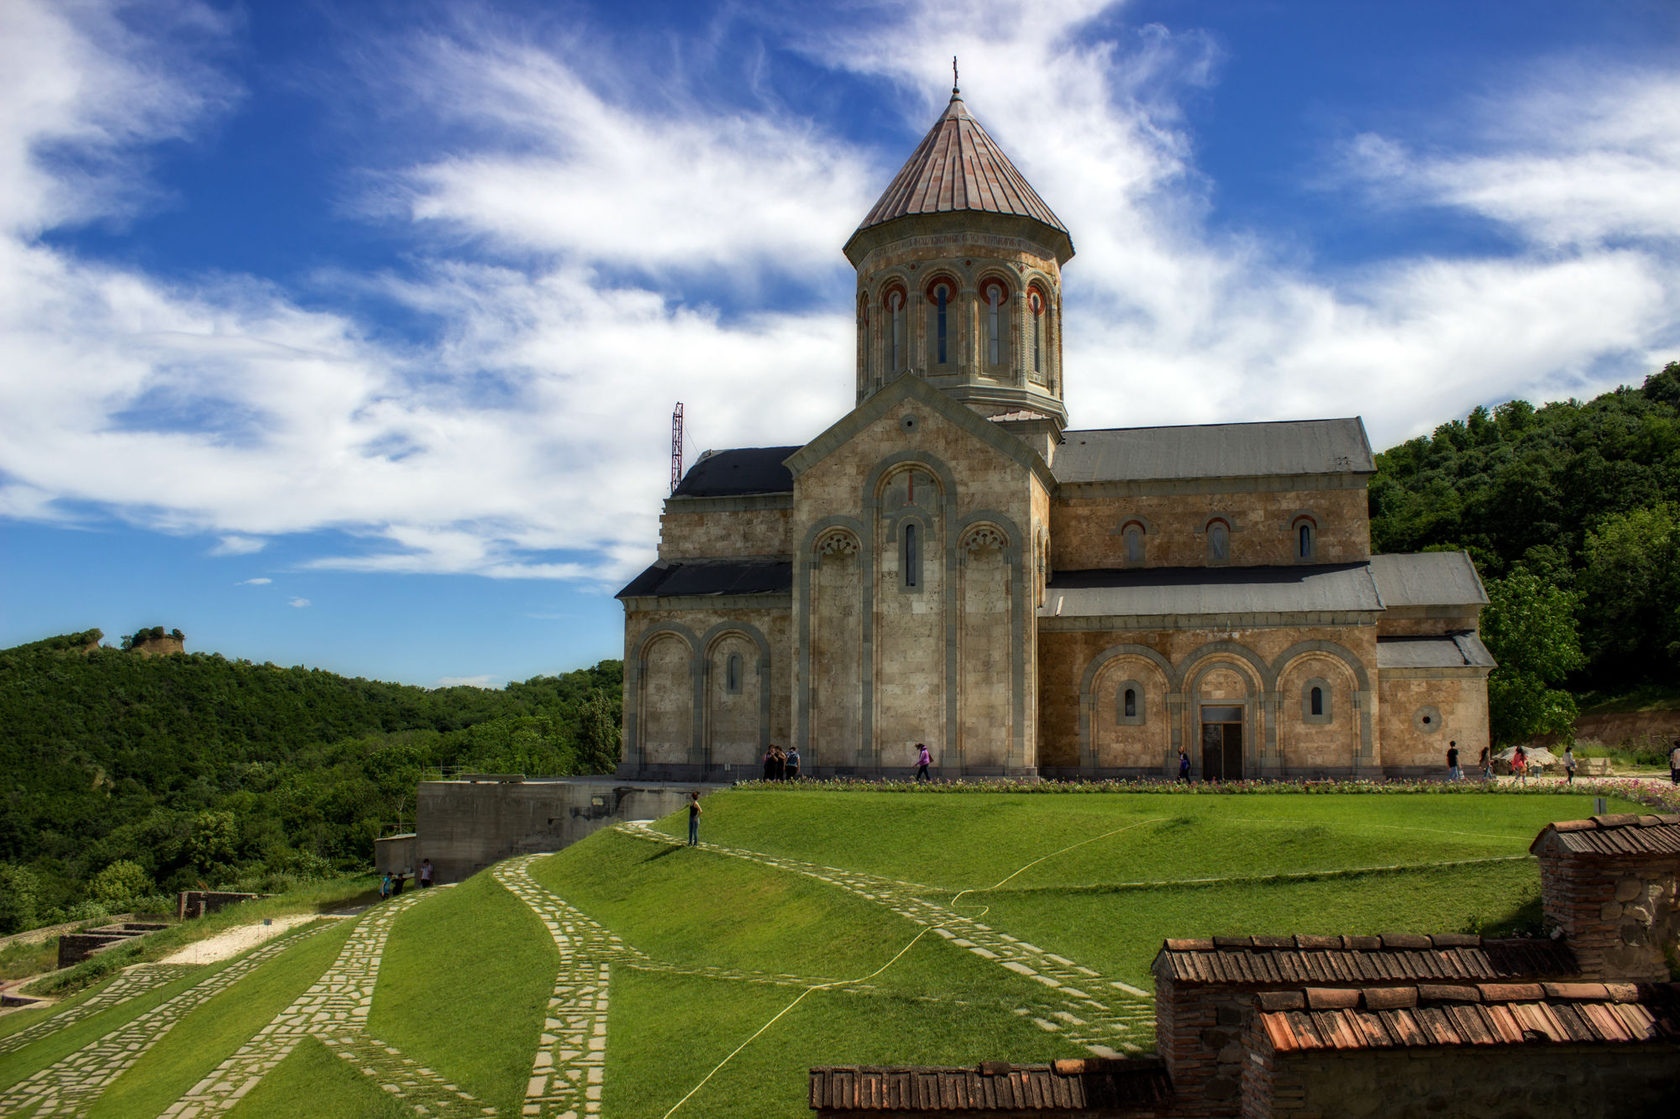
[415,776,718,884]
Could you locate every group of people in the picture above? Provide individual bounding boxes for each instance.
[379,857,434,899]
[761,744,801,781]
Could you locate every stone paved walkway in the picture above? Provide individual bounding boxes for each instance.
[0,927,328,1118]
[622,822,1155,1055]
[0,962,193,1058]
[160,889,495,1119]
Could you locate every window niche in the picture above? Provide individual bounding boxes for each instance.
[1301,677,1332,724]
[979,277,1010,369]
[1205,518,1232,564]
[1293,516,1317,562]
[883,283,908,373]
[927,278,955,367]
[724,652,744,695]
[1121,521,1146,566]
[1116,680,1146,726]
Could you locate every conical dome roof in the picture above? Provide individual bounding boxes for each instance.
[848,91,1070,251]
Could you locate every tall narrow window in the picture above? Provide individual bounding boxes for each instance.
[725,653,742,694]
[1309,686,1323,717]
[888,289,905,371]
[903,523,920,588]
[929,281,951,364]
[1297,522,1314,560]
[1123,523,1145,566]
[1029,289,1043,374]
[1123,688,1137,718]
[981,279,1007,366]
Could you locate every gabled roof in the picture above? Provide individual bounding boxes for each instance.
[1369,552,1488,608]
[1044,563,1381,619]
[809,1059,1172,1114]
[615,558,792,600]
[1052,418,1373,485]
[1154,934,1577,987]
[848,92,1069,251]
[1530,814,1680,858]
[671,447,799,498]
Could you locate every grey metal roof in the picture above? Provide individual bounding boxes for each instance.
[1052,418,1373,484]
[671,447,798,498]
[1376,634,1496,670]
[1369,552,1488,608]
[1042,563,1381,618]
[616,558,792,599]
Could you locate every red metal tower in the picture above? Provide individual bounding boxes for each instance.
[670,402,684,495]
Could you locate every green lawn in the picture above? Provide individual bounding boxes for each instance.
[0,788,1641,1118]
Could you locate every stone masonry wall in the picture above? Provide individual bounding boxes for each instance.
[1538,850,1680,982]
[658,503,793,561]
[1154,977,1249,1117]
[1376,671,1490,774]
[1051,484,1367,572]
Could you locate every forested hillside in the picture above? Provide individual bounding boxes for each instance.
[0,630,621,931]
[1370,360,1680,743]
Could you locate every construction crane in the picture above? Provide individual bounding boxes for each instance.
[670,402,684,495]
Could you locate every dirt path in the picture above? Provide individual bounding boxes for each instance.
[157,913,328,966]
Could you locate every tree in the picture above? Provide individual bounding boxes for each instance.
[1481,568,1585,745]
[1578,503,1680,683]
[575,689,621,774]
[0,864,40,934]
[88,859,154,908]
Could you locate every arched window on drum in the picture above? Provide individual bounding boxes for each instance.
[980,277,1010,368]
[927,278,954,366]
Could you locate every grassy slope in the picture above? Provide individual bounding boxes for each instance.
[228,1036,412,1119]
[88,919,354,1119]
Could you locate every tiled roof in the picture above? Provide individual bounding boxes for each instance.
[1529,814,1680,858]
[1375,634,1496,670]
[1154,934,1577,986]
[1052,418,1373,484]
[616,558,792,599]
[1254,982,1680,1053]
[851,93,1069,242]
[808,1060,1172,1113]
[672,447,798,497]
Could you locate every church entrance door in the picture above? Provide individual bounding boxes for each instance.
[1199,706,1243,781]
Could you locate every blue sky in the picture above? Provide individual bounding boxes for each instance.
[2,0,1676,687]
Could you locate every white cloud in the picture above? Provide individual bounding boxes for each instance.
[211,535,266,556]
[237,576,271,585]
[288,597,311,608]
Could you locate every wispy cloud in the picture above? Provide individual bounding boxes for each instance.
[211,535,266,556]
[287,596,311,608]
[237,576,272,585]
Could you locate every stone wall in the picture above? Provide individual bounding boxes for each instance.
[176,891,258,920]
[1375,670,1490,773]
[1050,483,1368,572]
[415,777,706,884]
[658,501,792,560]
[1242,1040,1680,1118]
[1537,846,1680,982]
[1037,623,1378,777]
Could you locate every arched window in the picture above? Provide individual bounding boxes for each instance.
[1207,520,1230,563]
[887,287,906,371]
[1029,288,1044,374]
[903,522,920,589]
[1123,687,1137,718]
[1122,523,1145,566]
[928,280,953,365]
[980,278,1009,366]
[1116,679,1145,725]
[725,653,742,695]
[1309,686,1323,716]
[1302,678,1332,724]
[1295,518,1316,561]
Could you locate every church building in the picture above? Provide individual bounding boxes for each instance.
[616,87,1493,782]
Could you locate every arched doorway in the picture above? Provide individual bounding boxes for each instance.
[1199,704,1244,781]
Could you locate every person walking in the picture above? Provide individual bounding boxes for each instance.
[1446,741,1461,781]
[1563,744,1577,785]
[785,745,801,781]
[380,872,392,901]
[1478,744,1491,780]
[1512,745,1528,786]
[914,743,932,782]
[687,791,702,846]
[418,858,434,888]
[1177,748,1191,782]
[1669,738,1680,786]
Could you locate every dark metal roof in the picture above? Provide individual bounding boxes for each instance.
[809,1059,1172,1114]
[1153,934,1578,987]
[1043,564,1381,619]
[851,92,1069,242]
[616,558,792,599]
[671,447,798,498]
[1369,552,1488,608]
[1052,418,1373,484]
[1530,814,1680,859]
[1376,634,1496,670]
[1254,982,1680,1053]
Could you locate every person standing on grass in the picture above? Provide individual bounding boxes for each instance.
[785,745,801,781]
[687,791,702,846]
[1563,744,1577,784]
[1447,741,1461,781]
[915,743,932,782]
[1178,748,1191,783]
[418,858,434,888]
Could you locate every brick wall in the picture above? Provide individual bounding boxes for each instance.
[1537,849,1680,982]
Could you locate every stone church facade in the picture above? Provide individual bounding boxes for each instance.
[617,89,1492,782]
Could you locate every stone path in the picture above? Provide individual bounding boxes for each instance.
[0,962,193,1058]
[0,928,326,1117]
[160,889,495,1119]
[622,822,1155,1055]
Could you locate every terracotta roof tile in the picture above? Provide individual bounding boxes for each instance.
[1530,813,1680,857]
[851,94,1069,244]
[808,1060,1173,1113]
[1155,936,1579,988]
